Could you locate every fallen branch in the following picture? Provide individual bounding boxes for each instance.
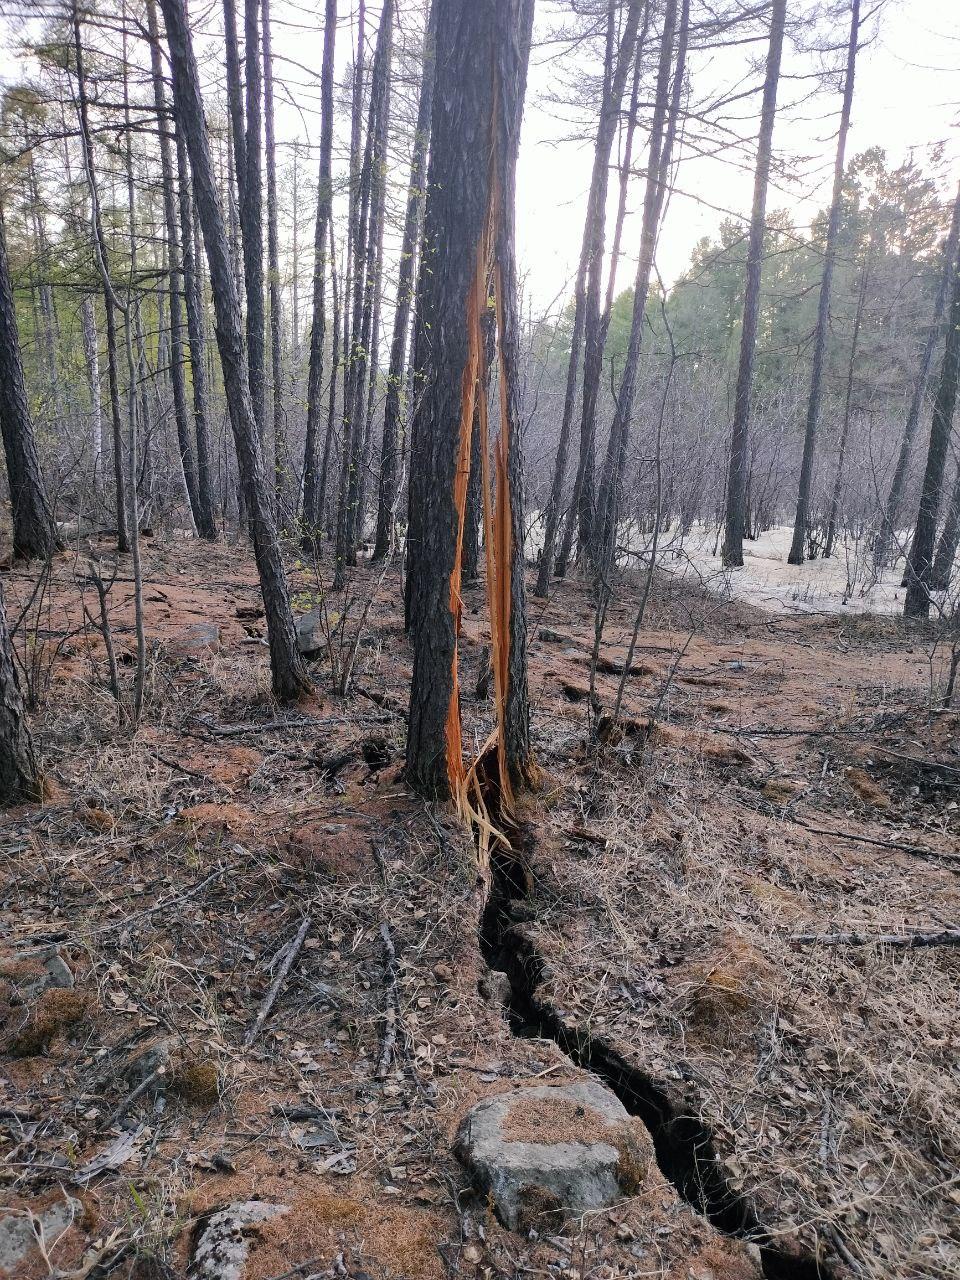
[791,927,960,949]
[375,921,400,1079]
[244,915,312,1048]
[873,745,960,777]
[784,816,960,872]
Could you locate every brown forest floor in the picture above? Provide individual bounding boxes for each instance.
[0,536,957,1280]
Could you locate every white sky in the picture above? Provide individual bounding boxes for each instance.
[0,0,958,310]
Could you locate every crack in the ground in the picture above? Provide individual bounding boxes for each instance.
[478,842,835,1280]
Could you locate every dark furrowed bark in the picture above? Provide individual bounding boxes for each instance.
[0,586,40,806]
[721,0,786,568]
[160,0,310,702]
[406,0,533,800]
[0,208,59,562]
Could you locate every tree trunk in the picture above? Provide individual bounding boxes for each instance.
[242,0,266,440]
[0,208,59,562]
[593,0,687,576]
[81,294,103,490]
[301,0,337,540]
[335,0,392,587]
[262,0,286,520]
[787,0,860,565]
[876,181,960,567]
[824,229,871,560]
[930,463,960,591]
[405,0,534,801]
[316,221,341,530]
[0,587,40,806]
[721,0,786,568]
[146,0,204,535]
[556,0,645,578]
[904,239,960,618]
[373,0,438,561]
[72,0,129,553]
[175,111,218,537]
[160,0,310,701]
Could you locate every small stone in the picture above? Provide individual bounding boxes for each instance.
[0,1195,82,1272]
[167,622,220,660]
[478,969,512,1008]
[455,1080,652,1232]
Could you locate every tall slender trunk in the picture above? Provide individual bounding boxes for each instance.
[146,0,203,533]
[121,18,147,720]
[904,240,960,619]
[593,0,687,575]
[406,0,534,800]
[787,0,860,565]
[160,0,310,701]
[72,0,129,553]
[335,0,392,586]
[302,0,338,539]
[556,0,645,576]
[553,18,646,585]
[242,0,266,439]
[262,0,286,519]
[316,222,341,530]
[175,110,217,537]
[876,181,960,567]
[373,0,437,561]
[721,0,787,567]
[824,229,871,560]
[0,208,59,561]
[81,295,103,488]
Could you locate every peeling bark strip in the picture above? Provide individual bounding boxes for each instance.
[406,0,534,811]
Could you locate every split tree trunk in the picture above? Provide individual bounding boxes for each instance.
[721,0,787,568]
[787,0,860,565]
[159,0,310,701]
[405,0,534,800]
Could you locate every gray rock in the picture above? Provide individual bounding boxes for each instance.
[455,1080,650,1232]
[190,1201,289,1280]
[295,608,341,657]
[168,623,220,659]
[15,949,74,1004]
[478,969,513,1008]
[0,1195,81,1272]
